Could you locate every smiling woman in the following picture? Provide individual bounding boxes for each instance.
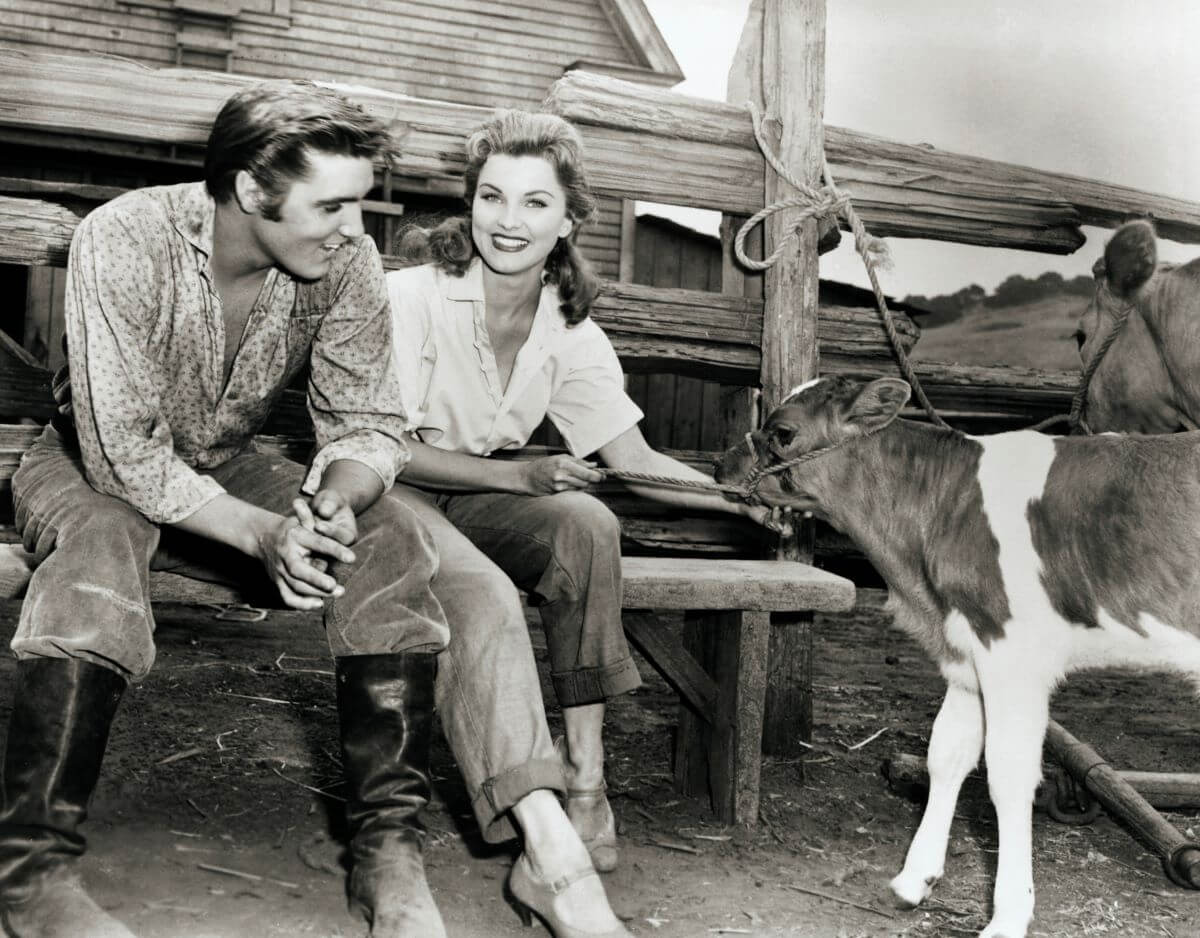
[472,155,575,283]
[379,108,778,938]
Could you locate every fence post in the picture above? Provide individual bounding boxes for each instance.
[728,0,827,758]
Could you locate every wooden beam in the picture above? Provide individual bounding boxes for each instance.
[0,47,488,188]
[0,176,126,204]
[759,0,823,413]
[0,197,80,267]
[546,71,1200,249]
[622,610,717,719]
[750,0,826,758]
[3,48,1190,253]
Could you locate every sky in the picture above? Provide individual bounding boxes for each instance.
[637,0,1200,298]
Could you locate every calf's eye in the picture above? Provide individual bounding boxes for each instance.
[772,428,795,447]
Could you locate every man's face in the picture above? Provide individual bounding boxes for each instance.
[249,149,375,281]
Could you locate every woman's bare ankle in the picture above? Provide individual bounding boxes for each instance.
[512,789,590,873]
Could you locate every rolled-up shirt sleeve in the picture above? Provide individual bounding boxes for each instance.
[548,323,644,458]
[65,204,226,524]
[302,236,411,495]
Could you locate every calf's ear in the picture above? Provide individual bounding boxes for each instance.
[1104,219,1157,297]
[843,378,911,433]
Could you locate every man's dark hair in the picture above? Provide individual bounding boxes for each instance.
[204,80,398,220]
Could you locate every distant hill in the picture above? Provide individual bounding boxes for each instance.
[904,272,1093,372]
[909,294,1087,372]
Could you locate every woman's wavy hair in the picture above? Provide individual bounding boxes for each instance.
[205,80,397,221]
[399,110,600,325]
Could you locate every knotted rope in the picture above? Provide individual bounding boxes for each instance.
[735,102,948,429]
[598,101,1130,498]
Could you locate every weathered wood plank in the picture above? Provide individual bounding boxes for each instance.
[0,197,79,267]
[4,48,1189,253]
[546,70,1200,248]
[753,0,822,757]
[674,609,770,824]
[825,358,1079,421]
[621,610,717,719]
[621,557,854,612]
[0,47,488,189]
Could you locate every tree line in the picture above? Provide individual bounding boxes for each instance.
[903,272,1094,328]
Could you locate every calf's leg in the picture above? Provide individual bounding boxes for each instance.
[977,663,1049,938]
[891,676,983,907]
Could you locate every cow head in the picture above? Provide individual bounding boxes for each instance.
[1076,220,1185,433]
[714,376,911,509]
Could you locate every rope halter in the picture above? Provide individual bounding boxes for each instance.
[740,422,888,500]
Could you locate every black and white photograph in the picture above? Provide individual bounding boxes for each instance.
[1,1,1199,935]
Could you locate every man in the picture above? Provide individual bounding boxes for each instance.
[0,82,449,937]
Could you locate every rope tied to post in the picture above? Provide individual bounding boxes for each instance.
[735,100,947,429]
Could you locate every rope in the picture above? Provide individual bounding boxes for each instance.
[596,466,746,496]
[1029,297,1133,434]
[734,102,948,429]
[589,104,1135,498]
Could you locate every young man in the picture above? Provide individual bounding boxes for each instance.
[0,82,450,938]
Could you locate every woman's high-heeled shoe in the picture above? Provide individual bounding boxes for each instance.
[508,852,632,938]
[554,735,619,873]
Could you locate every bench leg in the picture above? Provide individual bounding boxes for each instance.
[673,610,769,825]
[762,611,814,757]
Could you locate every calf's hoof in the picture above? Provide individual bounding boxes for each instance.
[978,914,1030,938]
[889,870,939,909]
[2,867,136,938]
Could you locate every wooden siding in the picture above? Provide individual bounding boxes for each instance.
[578,194,622,282]
[626,214,726,452]
[0,0,633,108]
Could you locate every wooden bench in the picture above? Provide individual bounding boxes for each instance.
[0,451,852,827]
[0,192,855,825]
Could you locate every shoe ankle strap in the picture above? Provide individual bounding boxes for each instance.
[543,864,600,896]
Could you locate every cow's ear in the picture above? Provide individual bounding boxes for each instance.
[1104,219,1157,297]
[843,378,910,434]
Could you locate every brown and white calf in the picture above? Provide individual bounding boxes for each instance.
[715,375,1200,938]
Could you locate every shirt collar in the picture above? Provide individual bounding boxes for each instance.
[167,182,218,260]
[443,257,487,302]
[444,257,565,335]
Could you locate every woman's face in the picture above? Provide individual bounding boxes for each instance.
[471,153,573,278]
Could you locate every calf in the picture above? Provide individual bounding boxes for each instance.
[714,375,1200,938]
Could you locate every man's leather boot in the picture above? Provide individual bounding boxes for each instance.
[0,657,135,938]
[336,653,446,938]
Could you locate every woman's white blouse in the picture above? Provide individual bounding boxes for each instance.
[386,259,644,458]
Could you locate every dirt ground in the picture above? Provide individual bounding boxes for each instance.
[11,589,1200,938]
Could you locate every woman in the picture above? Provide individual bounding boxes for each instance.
[384,110,772,937]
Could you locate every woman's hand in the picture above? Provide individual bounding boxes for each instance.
[520,454,604,496]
